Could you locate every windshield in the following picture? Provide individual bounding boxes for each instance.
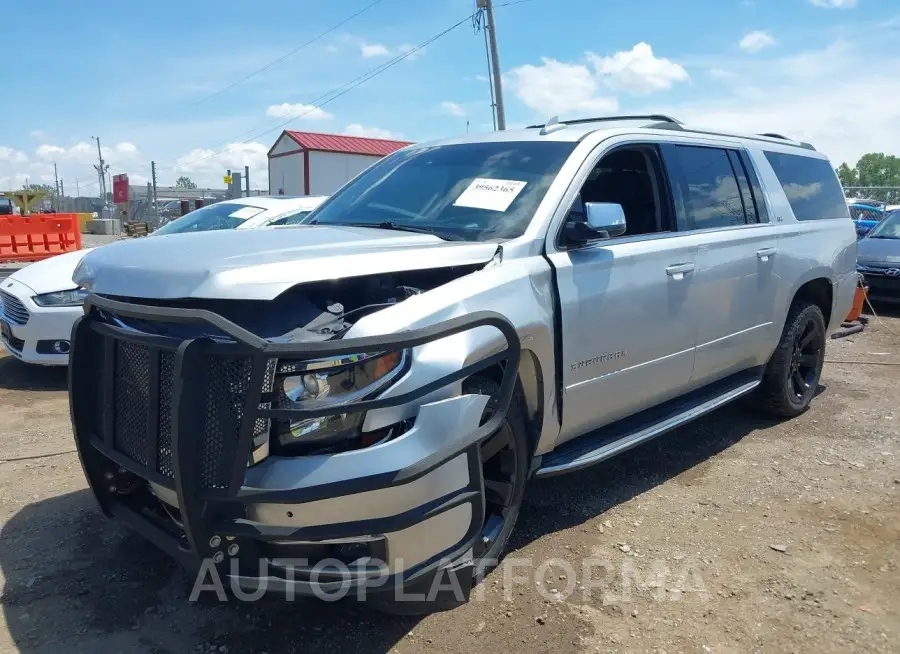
[867,210,900,238]
[269,210,312,226]
[303,141,576,241]
[154,202,267,235]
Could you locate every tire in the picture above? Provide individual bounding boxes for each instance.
[757,301,827,418]
[368,376,530,615]
[463,376,530,578]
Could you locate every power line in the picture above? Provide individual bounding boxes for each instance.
[191,0,389,107]
[161,12,475,172]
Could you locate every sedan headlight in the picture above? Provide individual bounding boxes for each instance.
[32,288,89,307]
[273,349,409,453]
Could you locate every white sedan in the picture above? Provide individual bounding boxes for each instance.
[0,195,326,365]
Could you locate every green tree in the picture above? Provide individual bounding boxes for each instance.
[854,153,900,187]
[837,153,900,203]
[175,176,198,189]
[21,183,57,197]
[836,162,858,187]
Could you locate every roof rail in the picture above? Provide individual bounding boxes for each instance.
[525,115,818,151]
[527,114,683,129]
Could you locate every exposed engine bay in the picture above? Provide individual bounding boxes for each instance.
[97,263,485,343]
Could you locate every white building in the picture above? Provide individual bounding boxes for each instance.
[267,130,412,197]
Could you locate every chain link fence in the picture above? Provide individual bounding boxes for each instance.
[842,187,900,206]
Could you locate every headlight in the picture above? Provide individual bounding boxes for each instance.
[273,349,408,453]
[32,288,89,307]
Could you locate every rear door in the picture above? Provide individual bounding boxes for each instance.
[660,143,781,387]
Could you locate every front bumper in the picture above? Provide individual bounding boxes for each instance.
[1,277,79,365]
[857,267,900,304]
[69,294,520,602]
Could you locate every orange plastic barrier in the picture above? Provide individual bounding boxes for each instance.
[0,214,83,263]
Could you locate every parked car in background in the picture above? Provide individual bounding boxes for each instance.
[0,198,13,215]
[0,195,326,365]
[67,115,855,612]
[857,209,900,304]
[849,202,884,239]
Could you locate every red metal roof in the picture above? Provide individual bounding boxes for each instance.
[283,130,412,157]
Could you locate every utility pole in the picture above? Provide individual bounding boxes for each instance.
[92,136,109,213]
[76,179,80,198]
[482,22,497,130]
[477,0,506,130]
[53,162,60,211]
[151,161,159,224]
[244,165,250,197]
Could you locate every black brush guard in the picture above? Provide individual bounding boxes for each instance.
[68,293,520,595]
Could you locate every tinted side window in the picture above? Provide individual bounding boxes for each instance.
[763,151,849,221]
[665,145,747,231]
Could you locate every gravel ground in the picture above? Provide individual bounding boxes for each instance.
[0,311,898,654]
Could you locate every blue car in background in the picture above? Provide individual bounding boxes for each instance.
[849,202,885,239]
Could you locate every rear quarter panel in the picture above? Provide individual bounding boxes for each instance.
[746,147,857,340]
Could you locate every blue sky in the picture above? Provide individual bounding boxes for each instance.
[1,0,897,191]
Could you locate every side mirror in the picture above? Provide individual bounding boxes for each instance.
[584,202,627,238]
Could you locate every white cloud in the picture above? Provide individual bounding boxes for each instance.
[0,146,28,164]
[507,43,686,117]
[507,58,618,117]
[34,141,140,165]
[708,67,734,80]
[36,144,65,157]
[809,0,859,7]
[739,30,776,53]
[173,141,269,186]
[474,74,489,83]
[360,42,391,58]
[439,101,466,117]
[115,142,138,154]
[359,41,425,60]
[29,130,48,140]
[342,124,402,139]
[588,42,689,95]
[265,103,333,120]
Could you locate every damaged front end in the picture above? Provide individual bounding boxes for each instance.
[68,284,519,607]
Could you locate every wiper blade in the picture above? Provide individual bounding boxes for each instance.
[334,221,465,241]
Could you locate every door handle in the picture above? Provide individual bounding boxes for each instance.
[757,247,778,261]
[666,263,695,280]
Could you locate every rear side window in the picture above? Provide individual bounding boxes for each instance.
[663,145,747,231]
[763,152,848,221]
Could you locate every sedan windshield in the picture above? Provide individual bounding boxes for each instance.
[867,210,900,239]
[154,202,266,235]
[269,210,312,226]
[303,141,576,242]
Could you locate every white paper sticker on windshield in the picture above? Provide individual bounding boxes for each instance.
[229,206,265,220]
[453,178,527,212]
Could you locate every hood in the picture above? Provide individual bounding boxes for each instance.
[857,236,900,265]
[8,248,94,294]
[73,225,499,300]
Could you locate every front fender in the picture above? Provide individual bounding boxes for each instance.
[352,257,562,455]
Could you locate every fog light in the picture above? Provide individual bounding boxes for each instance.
[36,339,71,355]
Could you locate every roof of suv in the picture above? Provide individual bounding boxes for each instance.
[416,114,818,154]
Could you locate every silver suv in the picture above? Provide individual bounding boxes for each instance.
[68,114,856,612]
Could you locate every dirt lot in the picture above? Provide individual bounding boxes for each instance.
[0,312,898,654]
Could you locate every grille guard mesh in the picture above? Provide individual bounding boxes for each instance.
[69,292,521,562]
